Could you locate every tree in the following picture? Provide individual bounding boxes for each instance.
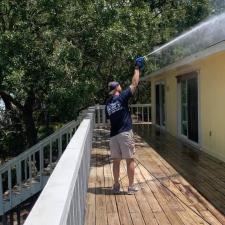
[0,0,212,158]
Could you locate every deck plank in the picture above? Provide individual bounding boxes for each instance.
[104,147,121,225]
[95,148,107,225]
[134,165,159,225]
[120,160,146,225]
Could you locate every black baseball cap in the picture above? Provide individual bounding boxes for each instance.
[108,81,119,95]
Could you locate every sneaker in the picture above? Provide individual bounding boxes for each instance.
[112,183,120,194]
[127,185,139,195]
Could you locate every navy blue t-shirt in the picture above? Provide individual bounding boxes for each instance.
[105,87,133,137]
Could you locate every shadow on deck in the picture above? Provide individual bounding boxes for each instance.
[85,126,225,225]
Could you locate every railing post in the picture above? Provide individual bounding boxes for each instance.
[88,107,96,127]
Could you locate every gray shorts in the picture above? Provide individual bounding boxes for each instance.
[109,130,135,159]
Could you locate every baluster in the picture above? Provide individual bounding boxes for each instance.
[29,155,32,180]
[98,107,100,124]
[50,141,52,167]
[142,107,144,122]
[148,106,150,122]
[16,162,22,191]
[70,127,73,139]
[24,159,28,181]
[66,132,69,146]
[33,153,36,177]
[137,107,139,122]
[102,109,106,125]
[39,148,44,186]
[8,167,12,207]
[58,135,62,158]
[0,174,4,215]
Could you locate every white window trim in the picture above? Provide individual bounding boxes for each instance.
[155,80,166,130]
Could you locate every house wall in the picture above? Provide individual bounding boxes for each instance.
[150,51,225,162]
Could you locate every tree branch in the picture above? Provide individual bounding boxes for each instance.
[0,90,23,111]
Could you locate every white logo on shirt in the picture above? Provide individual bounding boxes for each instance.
[107,101,122,116]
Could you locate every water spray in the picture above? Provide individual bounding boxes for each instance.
[143,12,225,63]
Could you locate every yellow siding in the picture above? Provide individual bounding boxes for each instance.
[150,51,225,162]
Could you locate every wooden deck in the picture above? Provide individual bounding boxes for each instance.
[134,124,225,216]
[85,126,225,225]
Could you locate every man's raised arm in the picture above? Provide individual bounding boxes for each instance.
[130,57,145,94]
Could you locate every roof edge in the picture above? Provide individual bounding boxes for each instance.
[141,40,225,81]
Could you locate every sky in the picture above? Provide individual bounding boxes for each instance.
[0,99,5,110]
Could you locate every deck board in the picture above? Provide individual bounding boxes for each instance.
[85,126,225,225]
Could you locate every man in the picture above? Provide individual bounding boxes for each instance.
[105,57,145,194]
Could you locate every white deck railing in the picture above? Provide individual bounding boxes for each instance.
[95,104,151,125]
[24,109,95,225]
[0,119,82,216]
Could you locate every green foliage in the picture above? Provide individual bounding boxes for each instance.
[0,0,212,157]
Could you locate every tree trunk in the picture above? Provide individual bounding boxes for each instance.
[23,109,37,147]
[23,90,37,147]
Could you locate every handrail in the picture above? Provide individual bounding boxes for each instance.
[0,118,82,216]
[0,120,77,172]
[24,111,94,225]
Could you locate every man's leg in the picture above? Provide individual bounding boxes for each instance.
[126,158,135,187]
[113,159,121,185]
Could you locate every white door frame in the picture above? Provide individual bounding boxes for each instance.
[155,80,166,129]
[177,71,202,148]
